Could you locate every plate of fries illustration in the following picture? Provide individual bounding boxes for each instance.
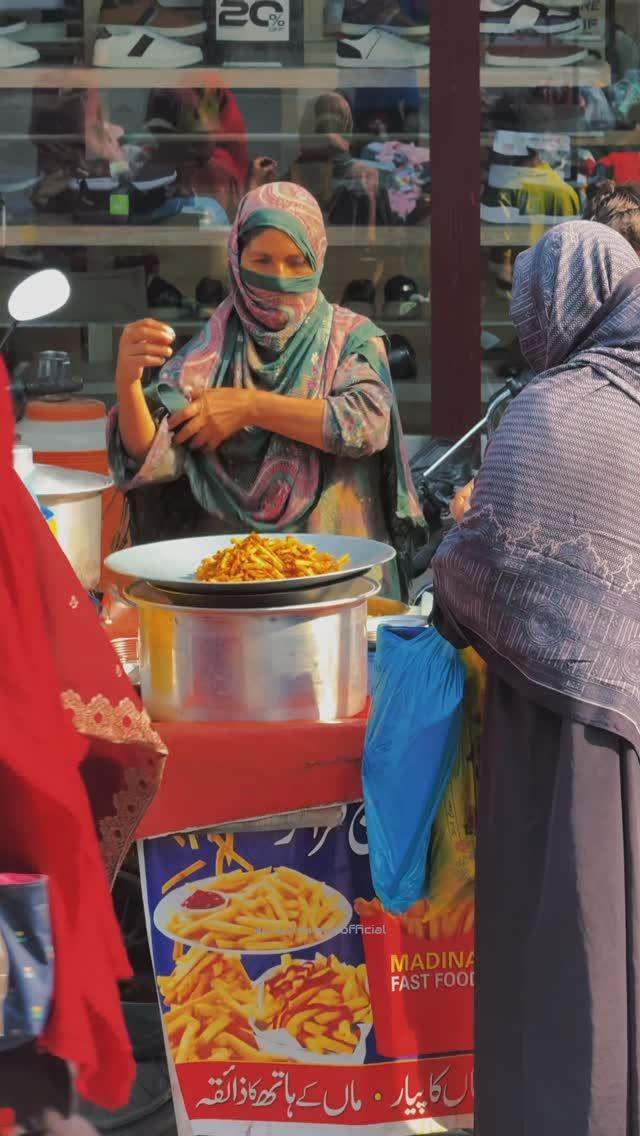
[154,866,352,955]
[253,953,373,1065]
[159,949,262,1065]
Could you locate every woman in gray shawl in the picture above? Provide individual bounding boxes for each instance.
[433,220,640,1135]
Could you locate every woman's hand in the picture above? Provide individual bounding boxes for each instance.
[451,480,475,523]
[169,388,253,451]
[248,156,278,190]
[116,319,175,390]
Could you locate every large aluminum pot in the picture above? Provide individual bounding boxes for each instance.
[126,576,379,723]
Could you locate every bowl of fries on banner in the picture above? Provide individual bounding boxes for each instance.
[252,953,372,1064]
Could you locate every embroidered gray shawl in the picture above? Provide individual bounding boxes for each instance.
[433,221,640,748]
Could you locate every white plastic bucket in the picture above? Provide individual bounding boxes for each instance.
[26,456,111,590]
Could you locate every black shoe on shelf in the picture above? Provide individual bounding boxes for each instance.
[73,175,129,224]
[195,276,225,318]
[383,274,421,318]
[147,274,186,319]
[388,333,417,383]
[341,278,376,316]
[324,0,344,35]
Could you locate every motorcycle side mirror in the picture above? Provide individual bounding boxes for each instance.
[1,269,71,353]
[8,269,70,323]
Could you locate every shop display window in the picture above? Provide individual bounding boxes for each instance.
[1,2,632,449]
[0,1,430,440]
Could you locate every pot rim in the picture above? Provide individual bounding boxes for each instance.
[126,575,380,616]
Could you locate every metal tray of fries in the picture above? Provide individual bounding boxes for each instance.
[105,533,395,596]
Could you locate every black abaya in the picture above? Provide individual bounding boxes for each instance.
[475,673,640,1135]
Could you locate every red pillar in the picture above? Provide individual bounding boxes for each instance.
[430,0,482,437]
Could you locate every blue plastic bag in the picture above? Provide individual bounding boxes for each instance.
[0,874,54,1052]
[363,625,466,914]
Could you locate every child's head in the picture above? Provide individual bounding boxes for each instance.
[587,180,640,256]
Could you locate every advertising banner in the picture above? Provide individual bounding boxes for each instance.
[140,805,474,1134]
[207,0,304,66]
[579,0,607,52]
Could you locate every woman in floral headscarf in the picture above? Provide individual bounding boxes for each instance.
[109,182,424,598]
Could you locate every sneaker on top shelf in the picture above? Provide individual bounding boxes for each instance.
[341,0,429,38]
[195,277,225,318]
[481,159,581,224]
[130,166,177,191]
[0,17,27,34]
[485,37,588,66]
[337,27,429,67]
[388,334,417,383]
[480,0,582,36]
[100,0,206,39]
[93,26,203,65]
[0,36,39,65]
[493,128,571,174]
[383,274,422,318]
[0,165,42,220]
[147,274,186,319]
[341,279,376,317]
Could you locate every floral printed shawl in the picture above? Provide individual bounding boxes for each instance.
[109,181,424,594]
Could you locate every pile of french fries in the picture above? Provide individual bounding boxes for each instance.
[164,866,345,952]
[257,953,371,1057]
[160,949,262,1064]
[355,896,475,940]
[159,947,372,1064]
[196,533,350,583]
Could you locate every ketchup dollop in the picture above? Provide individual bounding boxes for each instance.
[182,889,226,911]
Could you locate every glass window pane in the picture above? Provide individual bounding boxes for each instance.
[481,0,616,410]
[0,0,430,441]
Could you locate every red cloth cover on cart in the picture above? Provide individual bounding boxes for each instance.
[0,357,166,1109]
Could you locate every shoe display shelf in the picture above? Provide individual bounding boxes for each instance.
[481,128,640,149]
[0,0,433,436]
[480,60,610,87]
[0,0,609,88]
[0,222,429,248]
[0,61,609,91]
[480,221,561,246]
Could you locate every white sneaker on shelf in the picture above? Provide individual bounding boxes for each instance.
[480,0,582,36]
[102,19,207,39]
[100,0,206,39]
[93,28,203,66]
[0,19,26,34]
[337,27,429,67]
[0,36,39,65]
